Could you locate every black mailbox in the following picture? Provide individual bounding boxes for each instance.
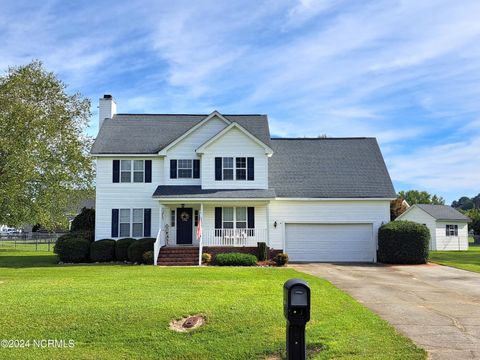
[284,278,311,323]
[283,279,311,360]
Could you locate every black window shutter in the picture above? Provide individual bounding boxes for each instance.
[111,209,119,237]
[247,207,255,228]
[193,159,200,178]
[170,159,177,179]
[145,160,152,183]
[247,157,254,181]
[113,160,120,183]
[143,209,151,237]
[215,207,222,229]
[215,157,222,180]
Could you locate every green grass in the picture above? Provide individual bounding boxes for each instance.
[0,250,425,360]
[430,242,480,273]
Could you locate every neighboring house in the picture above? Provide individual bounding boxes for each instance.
[90,95,396,264]
[396,204,470,250]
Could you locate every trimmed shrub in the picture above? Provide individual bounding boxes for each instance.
[378,221,430,264]
[54,233,90,263]
[257,242,268,261]
[71,208,95,233]
[215,252,257,266]
[143,251,154,265]
[70,230,94,242]
[90,239,116,262]
[127,238,154,264]
[274,253,289,266]
[115,238,136,261]
[202,252,212,265]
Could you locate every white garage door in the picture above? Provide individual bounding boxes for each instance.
[285,223,374,262]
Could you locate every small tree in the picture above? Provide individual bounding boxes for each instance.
[71,208,95,233]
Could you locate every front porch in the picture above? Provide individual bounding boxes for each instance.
[153,200,271,265]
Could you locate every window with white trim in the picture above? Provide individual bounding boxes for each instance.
[119,208,145,237]
[119,209,131,237]
[120,160,131,183]
[132,209,144,237]
[178,159,193,178]
[222,157,234,180]
[133,160,144,182]
[222,207,247,229]
[446,224,458,236]
[236,157,246,180]
[120,160,145,183]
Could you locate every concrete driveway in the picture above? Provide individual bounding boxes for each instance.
[292,263,480,360]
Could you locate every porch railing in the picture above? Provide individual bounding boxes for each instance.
[202,228,267,247]
[153,229,167,265]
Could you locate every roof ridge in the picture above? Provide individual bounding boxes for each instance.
[114,113,266,116]
[271,137,373,140]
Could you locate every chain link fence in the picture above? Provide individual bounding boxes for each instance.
[0,233,65,252]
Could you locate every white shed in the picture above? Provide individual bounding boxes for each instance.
[396,204,470,251]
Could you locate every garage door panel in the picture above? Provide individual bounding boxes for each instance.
[285,223,374,262]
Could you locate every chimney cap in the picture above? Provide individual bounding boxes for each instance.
[103,94,113,99]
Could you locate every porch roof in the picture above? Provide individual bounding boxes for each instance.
[152,186,276,199]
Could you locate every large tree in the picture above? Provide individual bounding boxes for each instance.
[398,190,445,206]
[0,61,94,229]
[452,194,480,210]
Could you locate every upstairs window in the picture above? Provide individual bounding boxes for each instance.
[120,160,132,182]
[133,160,144,182]
[216,157,253,181]
[236,157,246,180]
[446,224,458,236]
[170,159,200,179]
[178,160,193,178]
[223,157,234,180]
[113,160,151,183]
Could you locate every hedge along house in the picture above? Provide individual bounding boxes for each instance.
[90,95,396,265]
[395,204,471,251]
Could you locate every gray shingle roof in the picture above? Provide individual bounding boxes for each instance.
[415,204,471,221]
[268,138,396,198]
[152,186,276,199]
[90,114,271,154]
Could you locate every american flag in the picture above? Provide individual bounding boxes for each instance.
[196,213,202,240]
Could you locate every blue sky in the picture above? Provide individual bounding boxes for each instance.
[2,0,480,203]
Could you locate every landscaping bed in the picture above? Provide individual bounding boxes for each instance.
[0,249,425,359]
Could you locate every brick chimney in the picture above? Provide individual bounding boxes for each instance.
[98,94,117,129]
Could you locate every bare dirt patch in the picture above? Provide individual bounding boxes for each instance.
[169,314,206,333]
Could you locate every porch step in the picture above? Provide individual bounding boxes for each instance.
[157,247,199,266]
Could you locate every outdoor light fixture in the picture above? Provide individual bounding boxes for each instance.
[181,204,185,208]
[274,221,277,228]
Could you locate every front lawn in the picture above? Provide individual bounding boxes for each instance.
[0,250,425,359]
[430,244,480,273]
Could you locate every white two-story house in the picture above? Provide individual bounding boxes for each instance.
[91,95,396,264]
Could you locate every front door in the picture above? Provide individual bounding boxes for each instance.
[176,208,193,245]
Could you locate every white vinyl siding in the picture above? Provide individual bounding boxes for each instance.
[435,221,468,250]
[164,115,227,186]
[201,127,268,189]
[95,157,162,240]
[395,206,469,250]
[268,200,391,258]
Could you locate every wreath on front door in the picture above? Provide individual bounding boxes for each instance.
[180,211,190,222]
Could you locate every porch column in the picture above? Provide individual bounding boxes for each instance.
[199,203,204,266]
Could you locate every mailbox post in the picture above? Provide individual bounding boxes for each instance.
[283,279,311,360]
